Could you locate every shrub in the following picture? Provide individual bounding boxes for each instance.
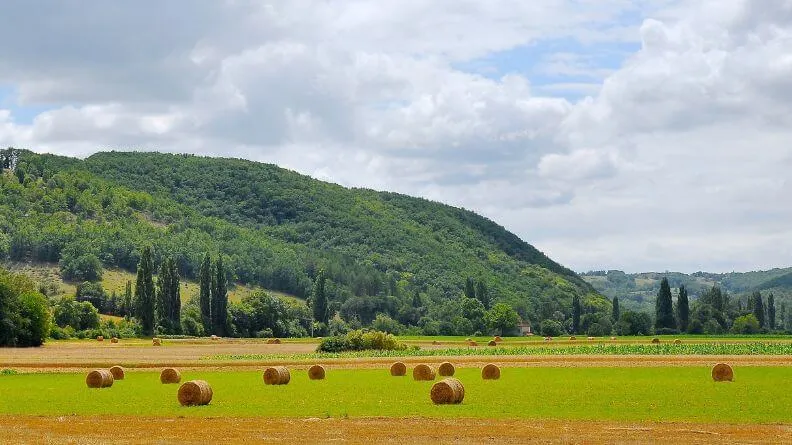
[372,314,404,335]
[316,329,407,353]
[732,314,761,334]
[15,292,52,346]
[539,319,565,337]
[586,322,606,337]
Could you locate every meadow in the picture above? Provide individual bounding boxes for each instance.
[1,367,791,424]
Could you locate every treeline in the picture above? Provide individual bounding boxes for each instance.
[0,268,51,346]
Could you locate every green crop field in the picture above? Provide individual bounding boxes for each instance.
[1,367,790,424]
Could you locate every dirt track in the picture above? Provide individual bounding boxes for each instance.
[1,416,789,444]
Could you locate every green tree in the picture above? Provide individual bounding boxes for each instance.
[475,280,490,310]
[485,303,520,336]
[211,256,228,336]
[123,280,132,318]
[156,257,181,334]
[572,295,581,334]
[676,284,689,333]
[411,290,422,309]
[311,269,328,325]
[611,296,620,323]
[134,246,155,336]
[539,319,564,337]
[156,259,170,331]
[780,303,787,331]
[460,297,486,333]
[199,253,212,334]
[464,277,475,299]
[654,278,675,332]
[767,293,776,330]
[751,291,765,328]
[731,314,760,334]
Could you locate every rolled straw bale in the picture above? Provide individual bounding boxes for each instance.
[494,336,503,342]
[438,362,455,377]
[487,340,497,346]
[712,363,734,382]
[569,336,577,340]
[160,367,181,384]
[432,340,440,345]
[97,335,104,342]
[308,365,326,380]
[481,363,501,380]
[674,339,682,344]
[465,338,472,342]
[263,366,291,385]
[210,335,219,341]
[178,380,213,406]
[413,364,436,381]
[152,337,162,346]
[468,341,478,347]
[651,338,660,344]
[430,378,465,405]
[610,336,617,340]
[390,362,407,376]
[86,369,114,388]
[109,366,125,380]
[266,338,282,345]
[587,336,595,341]
[110,337,119,344]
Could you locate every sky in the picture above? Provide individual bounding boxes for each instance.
[1,0,791,274]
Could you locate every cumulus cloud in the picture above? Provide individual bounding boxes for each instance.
[1,0,791,273]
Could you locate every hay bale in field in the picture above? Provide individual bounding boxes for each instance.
[438,362,455,377]
[266,338,282,345]
[712,363,734,382]
[465,338,472,342]
[494,336,503,342]
[487,340,497,346]
[390,362,407,376]
[263,366,291,385]
[610,336,617,340]
[308,365,326,380]
[97,335,104,342]
[481,363,501,380]
[468,341,478,347]
[430,378,465,405]
[86,369,114,388]
[587,336,595,341]
[432,340,440,345]
[569,336,577,340]
[152,337,162,346]
[210,335,219,341]
[110,337,119,344]
[651,338,660,344]
[160,367,181,384]
[109,365,125,380]
[674,339,682,344]
[178,380,213,406]
[413,364,436,381]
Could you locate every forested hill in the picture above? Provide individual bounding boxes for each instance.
[1,149,604,327]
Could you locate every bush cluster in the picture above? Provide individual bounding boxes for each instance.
[316,329,407,352]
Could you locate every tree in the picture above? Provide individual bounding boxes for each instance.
[156,257,181,334]
[199,253,212,334]
[485,303,520,336]
[460,297,486,333]
[156,259,170,331]
[767,293,776,331]
[731,314,760,334]
[655,278,675,332]
[134,246,156,336]
[611,297,620,323]
[572,295,581,334]
[464,277,475,299]
[676,285,689,333]
[539,319,564,337]
[211,256,228,336]
[123,280,132,318]
[311,269,329,324]
[411,290,422,309]
[780,303,787,331]
[617,311,653,336]
[475,280,490,310]
[751,291,765,328]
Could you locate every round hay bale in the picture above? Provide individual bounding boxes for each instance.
[651,338,660,344]
[210,335,219,341]
[109,365,125,380]
[308,365,326,380]
[432,340,440,345]
[413,364,436,381]
[712,363,734,382]
[178,380,213,406]
[438,362,455,377]
[494,336,503,342]
[263,366,291,385]
[482,363,501,380]
[266,338,282,345]
[110,337,119,344]
[468,341,478,347]
[487,340,497,347]
[465,338,472,342]
[390,362,407,376]
[86,369,114,388]
[674,339,682,344]
[152,337,162,346]
[97,335,104,342]
[569,336,577,340]
[587,336,595,341]
[610,336,617,340]
[430,378,465,405]
[160,367,181,384]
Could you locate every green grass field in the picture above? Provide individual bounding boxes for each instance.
[1,367,790,423]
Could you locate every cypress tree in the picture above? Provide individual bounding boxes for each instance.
[752,291,765,328]
[134,246,155,336]
[311,269,328,324]
[123,280,132,318]
[170,258,181,334]
[767,293,776,331]
[572,295,581,334]
[611,297,620,323]
[676,285,689,333]
[412,290,422,308]
[199,253,212,333]
[475,280,490,310]
[655,278,675,331]
[464,277,475,299]
[211,256,228,336]
[780,303,787,331]
[156,259,170,331]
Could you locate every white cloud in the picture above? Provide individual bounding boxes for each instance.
[1,0,792,273]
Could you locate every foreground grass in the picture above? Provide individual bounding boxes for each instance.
[0,367,790,423]
[205,342,792,361]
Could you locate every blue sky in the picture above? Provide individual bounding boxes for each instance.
[0,85,54,125]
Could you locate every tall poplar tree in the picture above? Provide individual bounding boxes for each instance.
[572,295,581,334]
[752,291,765,328]
[676,285,689,333]
[156,259,170,331]
[211,256,228,336]
[767,293,776,331]
[611,297,620,323]
[199,253,212,333]
[311,268,328,324]
[475,280,490,310]
[123,280,132,318]
[464,277,476,299]
[655,278,675,331]
[134,246,155,336]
